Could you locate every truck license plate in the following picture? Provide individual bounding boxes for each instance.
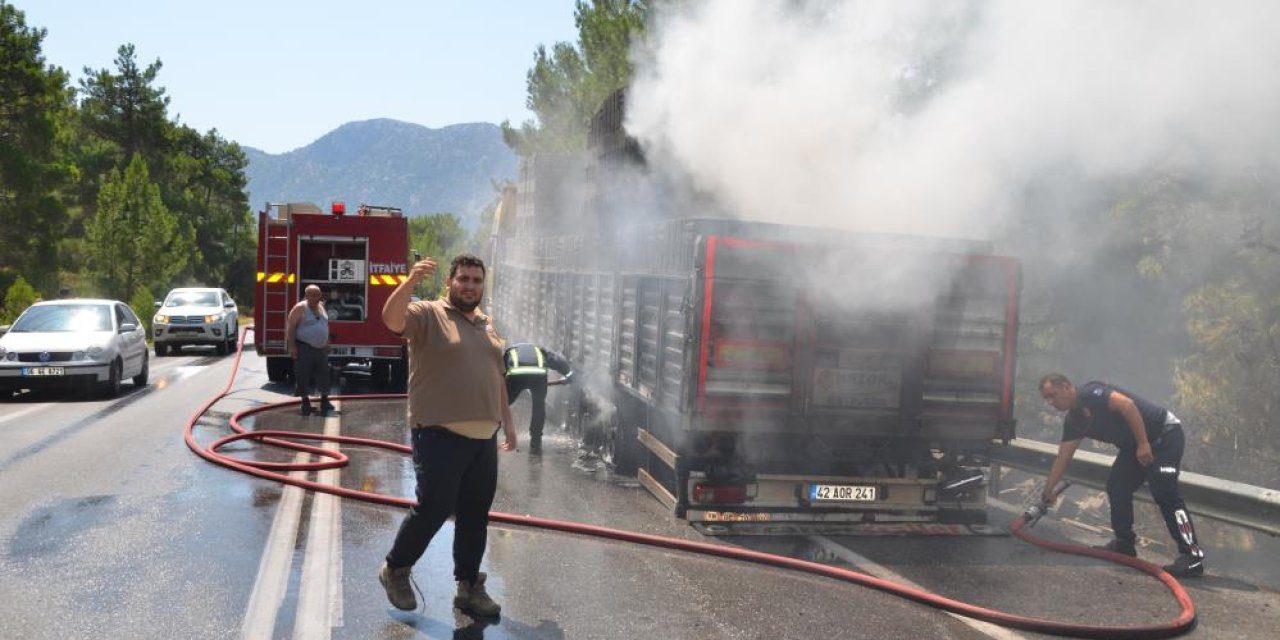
[809,484,877,502]
[22,367,64,376]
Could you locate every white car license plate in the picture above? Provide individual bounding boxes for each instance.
[809,484,877,502]
[22,366,65,377]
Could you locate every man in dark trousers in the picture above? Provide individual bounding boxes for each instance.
[377,254,517,616]
[504,342,574,454]
[1039,373,1206,577]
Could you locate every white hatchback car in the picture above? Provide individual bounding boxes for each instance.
[0,299,149,397]
[153,287,239,356]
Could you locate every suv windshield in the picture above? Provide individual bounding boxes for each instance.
[11,304,112,332]
[165,291,220,307]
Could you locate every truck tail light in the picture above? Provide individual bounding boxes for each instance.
[692,483,750,504]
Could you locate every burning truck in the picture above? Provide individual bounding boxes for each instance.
[488,92,1021,529]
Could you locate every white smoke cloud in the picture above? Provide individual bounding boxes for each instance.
[627,0,1280,240]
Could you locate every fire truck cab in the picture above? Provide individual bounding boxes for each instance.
[254,201,410,387]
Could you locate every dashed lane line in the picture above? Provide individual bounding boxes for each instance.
[294,404,345,639]
[240,453,309,640]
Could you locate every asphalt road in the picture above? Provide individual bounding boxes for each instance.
[0,347,1277,639]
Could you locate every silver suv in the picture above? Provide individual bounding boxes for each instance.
[153,288,239,356]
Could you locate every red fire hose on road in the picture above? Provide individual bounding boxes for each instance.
[185,329,1196,638]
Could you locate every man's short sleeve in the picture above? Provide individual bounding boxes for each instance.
[402,300,432,342]
[1078,381,1112,413]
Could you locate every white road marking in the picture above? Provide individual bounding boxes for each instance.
[809,535,1026,640]
[294,404,345,639]
[0,403,53,426]
[240,453,309,640]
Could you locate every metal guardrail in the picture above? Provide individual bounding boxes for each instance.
[992,438,1280,537]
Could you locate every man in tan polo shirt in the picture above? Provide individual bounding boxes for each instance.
[377,253,516,617]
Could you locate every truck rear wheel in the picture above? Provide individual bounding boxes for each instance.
[266,356,293,383]
[606,416,639,476]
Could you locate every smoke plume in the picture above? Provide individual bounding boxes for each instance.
[627,0,1280,244]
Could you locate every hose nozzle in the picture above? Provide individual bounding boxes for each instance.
[1022,480,1071,527]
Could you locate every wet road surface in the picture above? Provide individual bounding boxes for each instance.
[0,348,1277,639]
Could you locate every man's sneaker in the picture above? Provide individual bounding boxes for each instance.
[1163,554,1205,578]
[454,572,501,617]
[379,562,417,611]
[529,437,542,454]
[1093,538,1137,557]
[320,400,337,416]
[299,401,313,417]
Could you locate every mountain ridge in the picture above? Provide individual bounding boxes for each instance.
[243,119,518,226]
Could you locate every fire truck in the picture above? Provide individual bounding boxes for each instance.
[254,201,410,387]
[487,92,1022,529]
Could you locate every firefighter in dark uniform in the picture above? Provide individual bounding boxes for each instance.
[1039,373,1206,577]
[504,343,573,453]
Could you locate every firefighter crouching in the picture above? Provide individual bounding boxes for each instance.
[504,342,574,454]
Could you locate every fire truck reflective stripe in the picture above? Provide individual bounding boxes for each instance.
[370,276,380,285]
[397,275,408,283]
[288,274,295,283]
[257,272,265,282]
[267,273,284,283]
[380,275,398,286]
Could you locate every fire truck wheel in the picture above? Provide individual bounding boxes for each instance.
[390,358,407,391]
[371,362,391,387]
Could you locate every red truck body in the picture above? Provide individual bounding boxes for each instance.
[253,202,409,385]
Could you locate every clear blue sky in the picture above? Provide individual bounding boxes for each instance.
[18,0,579,154]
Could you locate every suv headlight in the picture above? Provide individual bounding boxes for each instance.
[155,314,169,324]
[204,313,223,324]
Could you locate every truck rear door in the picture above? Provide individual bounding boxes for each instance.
[693,235,1019,441]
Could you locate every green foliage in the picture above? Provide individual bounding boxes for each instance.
[0,2,77,293]
[128,284,154,336]
[407,213,469,297]
[1,275,38,324]
[77,44,170,170]
[504,0,650,156]
[1102,167,1280,480]
[164,125,255,303]
[85,154,190,300]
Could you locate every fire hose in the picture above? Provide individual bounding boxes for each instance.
[185,328,1195,638]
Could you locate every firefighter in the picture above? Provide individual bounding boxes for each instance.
[503,342,574,454]
[1039,373,1205,578]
